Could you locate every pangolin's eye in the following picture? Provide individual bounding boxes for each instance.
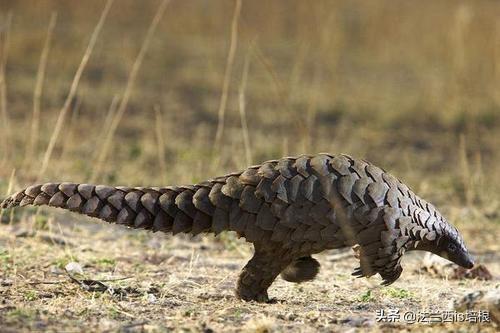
[447,243,457,252]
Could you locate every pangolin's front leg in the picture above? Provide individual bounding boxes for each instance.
[236,246,294,302]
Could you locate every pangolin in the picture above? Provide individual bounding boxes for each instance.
[0,153,474,302]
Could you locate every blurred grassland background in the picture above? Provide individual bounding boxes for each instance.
[0,1,499,332]
[0,0,499,218]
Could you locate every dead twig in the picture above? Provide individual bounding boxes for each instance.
[0,12,12,166]
[212,0,243,163]
[24,12,57,169]
[238,49,252,166]
[90,0,171,182]
[27,280,66,285]
[38,0,114,179]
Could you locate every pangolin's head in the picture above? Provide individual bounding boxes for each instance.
[413,220,474,269]
[434,226,474,269]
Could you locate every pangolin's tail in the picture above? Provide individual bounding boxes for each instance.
[0,182,233,236]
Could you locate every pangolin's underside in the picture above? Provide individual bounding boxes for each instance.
[1,153,474,302]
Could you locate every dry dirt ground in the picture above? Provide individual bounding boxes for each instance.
[0,207,498,332]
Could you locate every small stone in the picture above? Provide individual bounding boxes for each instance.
[65,262,84,275]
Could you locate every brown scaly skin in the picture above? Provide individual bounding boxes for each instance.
[0,153,474,302]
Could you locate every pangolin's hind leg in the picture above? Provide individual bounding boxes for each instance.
[280,256,320,283]
[236,246,293,302]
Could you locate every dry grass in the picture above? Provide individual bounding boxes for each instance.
[0,0,499,332]
[37,0,113,179]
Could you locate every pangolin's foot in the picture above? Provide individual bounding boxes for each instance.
[236,246,293,303]
[235,287,270,303]
[236,268,273,303]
